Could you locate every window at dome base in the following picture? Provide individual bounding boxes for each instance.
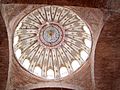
[13,5,92,80]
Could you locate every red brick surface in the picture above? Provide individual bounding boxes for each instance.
[95,13,120,90]
[1,0,108,8]
[0,0,120,90]
[0,13,9,90]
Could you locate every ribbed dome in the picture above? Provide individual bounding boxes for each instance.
[13,5,92,80]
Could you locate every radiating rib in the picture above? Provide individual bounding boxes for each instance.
[58,9,69,22]
[28,46,40,72]
[20,22,39,29]
[32,10,43,24]
[34,46,44,67]
[64,21,85,30]
[27,13,40,23]
[51,48,59,77]
[19,42,39,64]
[65,36,82,45]
[65,41,80,54]
[65,36,83,45]
[38,7,47,21]
[24,14,40,25]
[61,12,77,26]
[62,43,82,64]
[64,25,83,31]
[64,42,80,60]
[15,29,38,36]
[48,49,54,69]
[44,48,50,70]
[54,49,60,78]
[38,49,46,76]
[59,12,73,25]
[45,6,52,21]
[51,49,57,66]
[41,49,47,77]
[54,7,63,22]
[63,15,79,26]
[61,47,73,72]
[33,10,45,24]
[41,49,49,76]
[63,46,81,67]
[37,9,46,22]
[57,47,71,69]
[39,48,45,67]
[61,47,72,62]
[18,34,37,41]
[19,34,37,40]
[50,6,57,21]
[62,46,74,61]
[65,31,79,36]
[22,17,41,28]
[14,37,37,52]
[56,48,65,66]
[29,46,43,71]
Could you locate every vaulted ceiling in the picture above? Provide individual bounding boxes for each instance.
[0,0,120,90]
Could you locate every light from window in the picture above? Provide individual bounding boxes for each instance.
[47,69,54,79]
[60,67,68,77]
[80,50,88,61]
[23,59,30,69]
[13,36,19,45]
[34,66,42,76]
[71,60,80,71]
[15,49,21,59]
[84,39,92,48]
[83,25,90,34]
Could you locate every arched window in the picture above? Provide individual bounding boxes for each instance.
[15,49,21,59]
[47,69,54,79]
[83,25,90,34]
[84,39,92,48]
[34,66,42,76]
[23,59,30,69]
[71,60,80,71]
[60,67,68,77]
[80,50,88,61]
[13,36,19,45]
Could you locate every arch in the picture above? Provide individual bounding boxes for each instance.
[60,67,68,77]
[22,59,30,69]
[71,60,80,71]
[15,49,21,59]
[47,69,54,79]
[80,50,88,61]
[84,39,92,48]
[34,66,42,76]
[83,25,91,34]
[13,36,19,45]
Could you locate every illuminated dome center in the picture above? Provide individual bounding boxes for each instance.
[39,23,64,48]
[13,5,92,80]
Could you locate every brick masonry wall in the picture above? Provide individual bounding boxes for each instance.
[95,13,120,90]
[0,13,9,90]
[1,5,103,90]
[0,0,120,90]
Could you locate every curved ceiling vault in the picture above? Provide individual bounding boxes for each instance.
[0,0,120,90]
[13,5,92,80]
[1,4,104,90]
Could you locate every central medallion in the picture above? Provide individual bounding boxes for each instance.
[39,23,64,48]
